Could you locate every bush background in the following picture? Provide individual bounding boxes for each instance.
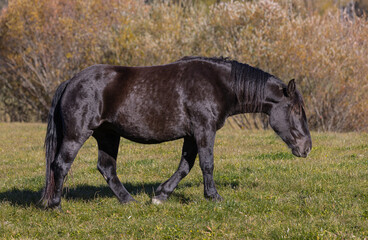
[0,0,367,131]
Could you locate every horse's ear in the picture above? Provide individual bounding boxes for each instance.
[287,79,296,98]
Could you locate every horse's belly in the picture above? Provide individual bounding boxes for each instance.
[112,109,189,144]
[117,123,187,144]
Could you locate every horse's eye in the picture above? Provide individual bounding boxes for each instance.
[292,104,301,116]
[295,107,301,115]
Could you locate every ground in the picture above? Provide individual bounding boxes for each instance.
[0,122,367,239]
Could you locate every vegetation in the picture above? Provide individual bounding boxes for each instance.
[0,0,367,131]
[0,0,7,10]
[1,2,366,238]
[0,123,367,239]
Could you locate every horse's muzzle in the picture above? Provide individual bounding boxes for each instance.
[292,146,311,158]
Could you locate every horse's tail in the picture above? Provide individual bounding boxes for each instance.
[40,80,69,207]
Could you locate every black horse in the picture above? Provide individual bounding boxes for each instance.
[40,56,312,208]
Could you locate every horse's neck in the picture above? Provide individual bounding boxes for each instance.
[229,78,285,116]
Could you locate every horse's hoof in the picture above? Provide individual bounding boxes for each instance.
[152,197,165,205]
[120,196,137,204]
[45,204,62,212]
[205,193,223,202]
[213,195,223,202]
[55,205,63,212]
[43,198,61,210]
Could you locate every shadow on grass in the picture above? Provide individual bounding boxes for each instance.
[0,188,43,207]
[64,182,161,200]
[0,182,161,207]
[0,180,238,207]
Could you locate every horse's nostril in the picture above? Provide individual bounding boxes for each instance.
[306,147,311,155]
[303,147,311,157]
[292,148,302,157]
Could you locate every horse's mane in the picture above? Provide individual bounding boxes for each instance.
[231,61,273,112]
[177,56,273,112]
[176,56,233,64]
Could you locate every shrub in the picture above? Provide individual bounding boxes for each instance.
[0,0,367,131]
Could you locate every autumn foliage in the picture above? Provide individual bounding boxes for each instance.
[0,0,367,131]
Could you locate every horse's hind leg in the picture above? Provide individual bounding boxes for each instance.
[94,130,135,203]
[152,137,197,204]
[49,136,89,208]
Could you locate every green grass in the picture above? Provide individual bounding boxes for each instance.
[0,123,367,239]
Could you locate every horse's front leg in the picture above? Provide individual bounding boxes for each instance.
[152,136,198,204]
[195,128,223,201]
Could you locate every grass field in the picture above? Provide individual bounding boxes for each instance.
[0,123,367,239]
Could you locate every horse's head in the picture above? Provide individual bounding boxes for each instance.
[268,79,312,158]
